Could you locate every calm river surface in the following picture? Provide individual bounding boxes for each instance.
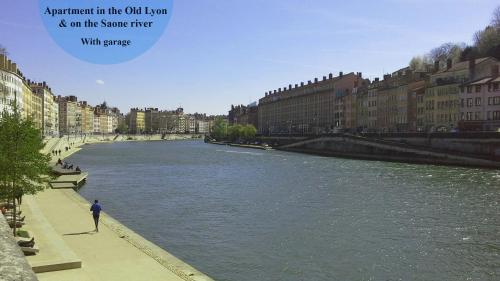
[67,140,500,281]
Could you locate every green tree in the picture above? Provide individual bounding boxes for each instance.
[0,104,51,236]
[241,125,257,139]
[409,56,432,71]
[115,123,128,134]
[211,117,228,140]
[227,124,243,141]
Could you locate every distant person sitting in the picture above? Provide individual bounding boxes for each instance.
[75,166,81,173]
[68,164,74,170]
[90,200,102,232]
[57,158,63,166]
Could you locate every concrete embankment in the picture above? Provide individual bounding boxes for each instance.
[43,134,202,164]
[0,216,38,281]
[208,141,272,150]
[24,189,213,281]
[11,134,215,281]
[278,135,500,168]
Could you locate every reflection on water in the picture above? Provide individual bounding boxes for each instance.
[68,140,500,281]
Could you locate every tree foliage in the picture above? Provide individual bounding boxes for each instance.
[409,56,432,71]
[211,117,228,139]
[115,122,128,134]
[210,118,257,142]
[0,105,51,235]
[474,26,500,55]
[410,6,500,67]
[469,6,500,59]
[227,124,257,141]
[241,124,257,139]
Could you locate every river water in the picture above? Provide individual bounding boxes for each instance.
[67,140,500,281]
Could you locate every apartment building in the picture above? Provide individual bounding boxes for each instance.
[129,108,145,134]
[258,72,364,135]
[459,61,500,131]
[424,58,497,132]
[0,54,23,115]
[31,81,58,136]
[58,95,81,134]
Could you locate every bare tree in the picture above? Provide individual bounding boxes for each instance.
[0,44,7,56]
[428,42,466,65]
[474,26,500,54]
[492,6,500,27]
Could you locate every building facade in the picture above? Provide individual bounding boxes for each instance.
[0,54,23,115]
[79,101,94,134]
[424,58,498,132]
[459,62,500,131]
[129,108,145,134]
[31,82,58,136]
[258,72,364,135]
[22,80,42,130]
[58,95,81,135]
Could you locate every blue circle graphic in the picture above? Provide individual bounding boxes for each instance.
[39,0,173,64]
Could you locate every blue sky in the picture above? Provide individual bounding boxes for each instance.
[1,0,498,114]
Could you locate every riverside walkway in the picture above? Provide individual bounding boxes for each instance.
[18,134,214,281]
[25,188,212,281]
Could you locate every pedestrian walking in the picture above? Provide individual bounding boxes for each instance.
[90,199,102,232]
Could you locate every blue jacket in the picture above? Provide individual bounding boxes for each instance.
[90,203,102,216]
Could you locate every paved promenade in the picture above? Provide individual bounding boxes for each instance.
[14,134,214,280]
[24,188,212,281]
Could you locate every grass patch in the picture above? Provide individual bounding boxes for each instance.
[16,230,30,238]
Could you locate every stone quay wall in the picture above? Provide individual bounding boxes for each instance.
[0,216,38,281]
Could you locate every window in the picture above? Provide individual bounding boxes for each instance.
[495,97,500,105]
[475,112,481,120]
[467,86,473,93]
[475,85,482,93]
[494,111,500,120]
[461,99,465,108]
[493,83,499,91]
[489,97,493,105]
[467,112,472,121]
[467,98,473,107]
[475,97,481,106]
